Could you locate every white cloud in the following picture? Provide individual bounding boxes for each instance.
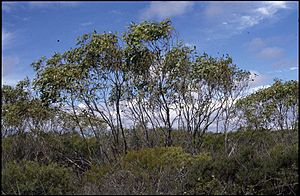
[247,70,272,94]
[267,67,299,74]
[256,7,270,15]
[249,70,268,87]
[255,1,287,17]
[271,59,298,68]
[258,47,283,59]
[141,1,194,20]
[246,37,284,60]
[237,15,260,30]
[248,84,271,94]
[289,67,298,71]
[78,103,87,109]
[202,1,292,40]
[266,1,287,9]
[184,43,196,48]
[239,1,289,29]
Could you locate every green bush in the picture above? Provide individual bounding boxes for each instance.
[201,133,225,154]
[269,143,298,168]
[121,147,212,194]
[2,136,14,166]
[79,164,114,194]
[2,161,75,195]
[1,133,45,164]
[1,129,298,195]
[122,147,208,172]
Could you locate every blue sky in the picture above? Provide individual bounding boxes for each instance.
[2,1,299,90]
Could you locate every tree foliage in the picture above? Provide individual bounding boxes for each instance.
[236,79,298,130]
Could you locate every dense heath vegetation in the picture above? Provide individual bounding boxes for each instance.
[2,19,298,195]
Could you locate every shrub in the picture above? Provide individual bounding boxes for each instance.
[269,143,298,169]
[2,136,14,166]
[2,161,75,195]
[121,147,212,194]
[121,147,204,174]
[80,164,113,194]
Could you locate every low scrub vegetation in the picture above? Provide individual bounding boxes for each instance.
[2,129,298,195]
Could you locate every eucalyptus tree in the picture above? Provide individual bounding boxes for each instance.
[2,78,56,136]
[236,89,273,131]
[75,32,129,154]
[123,19,184,146]
[216,63,251,154]
[236,79,298,131]
[267,79,298,130]
[177,54,251,151]
[122,21,157,147]
[31,19,254,152]
[32,32,129,155]
[2,79,31,136]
